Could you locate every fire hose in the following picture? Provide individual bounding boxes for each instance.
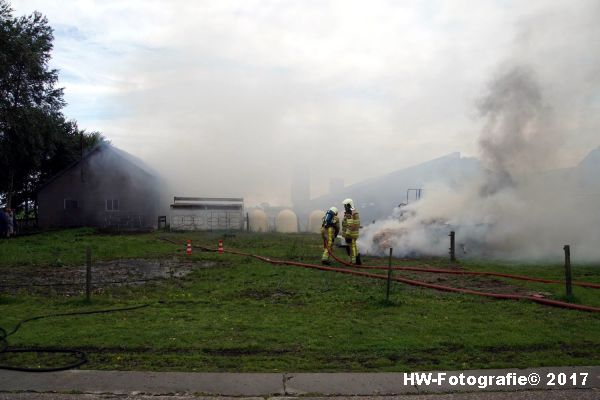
[329,253,600,289]
[0,304,150,372]
[189,242,600,313]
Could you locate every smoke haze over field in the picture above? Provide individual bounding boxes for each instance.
[358,22,600,261]
[7,0,600,260]
[10,0,600,207]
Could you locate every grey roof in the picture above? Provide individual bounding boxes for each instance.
[578,147,600,169]
[37,142,159,192]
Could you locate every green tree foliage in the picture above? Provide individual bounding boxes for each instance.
[0,0,102,208]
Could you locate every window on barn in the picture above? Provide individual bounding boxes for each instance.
[64,199,78,210]
[106,199,119,211]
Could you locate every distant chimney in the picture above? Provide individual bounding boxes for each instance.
[291,166,310,209]
[329,178,344,194]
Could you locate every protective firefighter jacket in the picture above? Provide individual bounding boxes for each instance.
[321,210,340,234]
[342,210,360,239]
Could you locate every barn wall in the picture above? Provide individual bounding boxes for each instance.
[37,147,161,230]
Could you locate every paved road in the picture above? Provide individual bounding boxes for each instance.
[1,390,599,399]
[0,366,598,399]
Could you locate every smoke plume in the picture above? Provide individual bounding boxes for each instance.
[358,0,600,262]
[359,60,600,261]
[477,65,556,195]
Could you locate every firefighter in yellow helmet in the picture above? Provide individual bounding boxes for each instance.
[321,206,340,265]
[342,198,361,264]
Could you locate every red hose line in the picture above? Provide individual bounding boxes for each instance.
[166,234,598,289]
[194,244,600,313]
[330,253,600,289]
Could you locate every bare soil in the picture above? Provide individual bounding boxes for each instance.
[398,270,552,297]
[359,258,550,297]
[0,258,224,296]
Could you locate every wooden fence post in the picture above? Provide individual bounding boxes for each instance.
[85,247,92,302]
[449,231,456,262]
[564,245,572,299]
[386,248,393,302]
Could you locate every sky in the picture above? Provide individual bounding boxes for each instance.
[11,0,600,206]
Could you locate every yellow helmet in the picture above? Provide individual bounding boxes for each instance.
[329,206,338,215]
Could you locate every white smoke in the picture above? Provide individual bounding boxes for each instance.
[359,63,600,261]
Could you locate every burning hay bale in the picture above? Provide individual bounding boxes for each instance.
[373,227,408,252]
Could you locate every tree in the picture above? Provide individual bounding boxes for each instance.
[0,0,102,210]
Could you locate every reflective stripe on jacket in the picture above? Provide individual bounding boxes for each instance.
[342,211,360,239]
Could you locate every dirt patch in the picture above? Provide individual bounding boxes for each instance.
[202,347,292,356]
[238,288,296,300]
[0,258,224,296]
[359,259,545,296]
[397,270,551,297]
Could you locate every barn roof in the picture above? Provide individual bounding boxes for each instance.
[37,142,159,192]
[578,147,600,169]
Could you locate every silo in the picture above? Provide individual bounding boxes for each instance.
[276,209,298,233]
[307,210,324,233]
[248,209,269,232]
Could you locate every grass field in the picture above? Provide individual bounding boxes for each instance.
[1,228,599,372]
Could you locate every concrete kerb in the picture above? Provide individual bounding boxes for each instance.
[0,371,283,397]
[284,367,599,396]
[0,367,598,397]
[283,373,420,396]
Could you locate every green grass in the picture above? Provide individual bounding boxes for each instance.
[0,228,175,267]
[460,259,600,308]
[1,228,599,372]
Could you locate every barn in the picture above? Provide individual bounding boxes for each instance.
[37,143,162,230]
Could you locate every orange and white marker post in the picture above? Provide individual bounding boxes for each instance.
[218,239,224,254]
[186,240,192,255]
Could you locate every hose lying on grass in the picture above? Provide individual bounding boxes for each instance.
[0,304,149,372]
[175,239,600,313]
[329,254,600,289]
